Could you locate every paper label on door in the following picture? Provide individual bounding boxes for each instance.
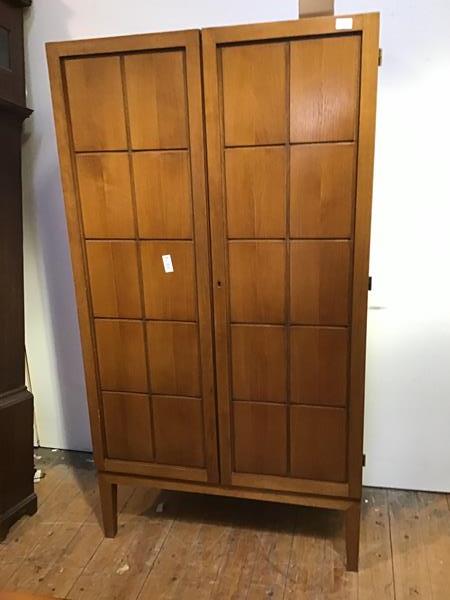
[162,254,174,273]
[335,17,353,30]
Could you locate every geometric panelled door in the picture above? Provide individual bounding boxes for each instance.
[47,13,379,571]
[59,32,219,484]
[203,31,359,491]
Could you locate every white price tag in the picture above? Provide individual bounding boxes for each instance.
[335,17,353,30]
[162,254,174,273]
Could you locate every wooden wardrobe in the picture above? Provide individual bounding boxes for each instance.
[47,12,379,570]
[0,0,35,541]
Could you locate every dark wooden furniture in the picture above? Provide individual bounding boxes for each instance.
[47,12,379,570]
[0,0,36,542]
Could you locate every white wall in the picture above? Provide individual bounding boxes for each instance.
[23,0,450,491]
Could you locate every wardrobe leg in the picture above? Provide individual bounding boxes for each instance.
[98,473,118,538]
[345,501,361,572]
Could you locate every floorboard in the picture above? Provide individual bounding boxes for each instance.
[0,449,448,599]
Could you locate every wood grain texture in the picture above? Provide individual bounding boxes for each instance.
[225,146,287,238]
[358,488,395,599]
[65,56,127,151]
[124,50,188,149]
[6,453,434,599]
[102,392,153,462]
[233,401,287,476]
[347,12,380,498]
[202,16,379,514]
[290,143,356,238]
[95,319,148,393]
[221,42,287,146]
[290,240,351,325]
[140,241,197,320]
[290,326,349,406]
[153,396,205,467]
[228,241,286,323]
[48,29,221,487]
[290,405,347,482]
[86,241,142,318]
[133,150,193,239]
[147,321,200,396]
[388,490,432,600]
[231,325,287,403]
[76,153,135,239]
[290,35,361,142]
[47,16,380,564]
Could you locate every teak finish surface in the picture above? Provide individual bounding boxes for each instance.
[47,29,219,484]
[47,13,379,572]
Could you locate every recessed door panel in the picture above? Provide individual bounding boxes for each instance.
[290,35,361,143]
[147,322,200,396]
[290,406,347,482]
[95,320,147,393]
[103,392,153,462]
[290,240,351,325]
[76,153,135,239]
[221,43,287,146]
[65,56,127,151]
[228,241,286,323]
[202,19,376,494]
[231,325,286,403]
[51,31,219,483]
[233,401,287,476]
[290,143,356,238]
[153,396,205,467]
[133,151,193,239]
[225,147,287,238]
[290,326,348,406]
[141,241,197,320]
[124,50,189,149]
[86,241,142,318]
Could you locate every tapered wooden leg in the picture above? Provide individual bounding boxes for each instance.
[345,501,361,572]
[98,474,118,538]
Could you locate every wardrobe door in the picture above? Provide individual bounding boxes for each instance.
[203,15,379,496]
[47,31,219,483]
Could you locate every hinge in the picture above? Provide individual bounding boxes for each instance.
[378,48,383,66]
[368,276,372,291]
[362,454,366,467]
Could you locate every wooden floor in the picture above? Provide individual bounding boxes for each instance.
[0,450,449,599]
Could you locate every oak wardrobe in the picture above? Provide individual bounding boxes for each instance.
[47,13,379,571]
